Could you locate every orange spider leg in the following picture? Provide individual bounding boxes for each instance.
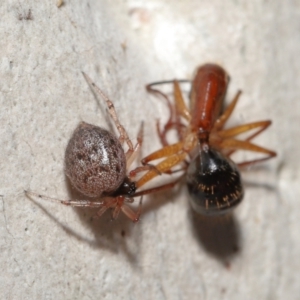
[213,120,273,158]
[217,120,272,139]
[156,80,191,143]
[155,121,187,146]
[123,177,184,221]
[219,138,276,167]
[133,176,183,197]
[173,80,191,121]
[172,80,191,141]
[135,152,187,189]
[141,141,184,165]
[213,90,242,131]
[241,121,273,142]
[146,81,176,146]
[147,80,190,146]
[210,90,276,164]
[128,164,162,178]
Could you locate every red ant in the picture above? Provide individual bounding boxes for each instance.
[25,72,178,222]
[134,64,276,215]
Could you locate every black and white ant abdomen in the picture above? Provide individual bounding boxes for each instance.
[186,147,244,215]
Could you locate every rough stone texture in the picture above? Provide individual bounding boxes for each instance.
[1,0,299,299]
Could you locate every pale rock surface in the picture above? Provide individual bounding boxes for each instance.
[0,0,299,299]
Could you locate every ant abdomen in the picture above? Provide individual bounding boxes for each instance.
[186,147,244,215]
[65,122,126,198]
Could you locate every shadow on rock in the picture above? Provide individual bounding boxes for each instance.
[189,208,241,264]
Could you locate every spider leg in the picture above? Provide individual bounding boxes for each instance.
[217,120,272,139]
[210,119,276,163]
[147,79,190,146]
[120,197,142,223]
[126,121,144,169]
[219,139,276,167]
[141,141,184,164]
[213,90,242,131]
[136,152,187,188]
[129,164,162,179]
[173,80,191,122]
[147,82,176,146]
[25,190,106,207]
[133,175,183,197]
[82,72,134,151]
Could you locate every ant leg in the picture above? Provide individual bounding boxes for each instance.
[213,90,242,131]
[135,152,187,189]
[82,72,134,151]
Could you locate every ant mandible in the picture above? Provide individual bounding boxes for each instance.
[25,72,178,222]
[134,63,276,215]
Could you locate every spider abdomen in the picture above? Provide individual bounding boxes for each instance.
[65,122,126,197]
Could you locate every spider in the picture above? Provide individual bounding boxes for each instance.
[133,63,276,215]
[25,72,178,222]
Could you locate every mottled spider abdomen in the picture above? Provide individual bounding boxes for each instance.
[65,122,126,197]
[186,147,244,215]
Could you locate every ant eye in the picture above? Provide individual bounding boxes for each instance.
[186,148,244,215]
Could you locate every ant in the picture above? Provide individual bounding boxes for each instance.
[133,64,276,215]
[25,72,178,222]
